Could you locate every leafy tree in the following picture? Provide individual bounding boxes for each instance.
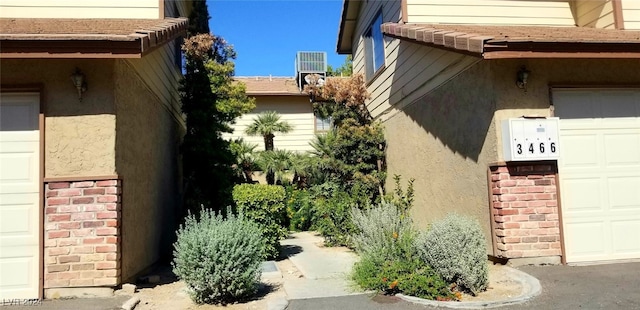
[245,111,293,151]
[306,74,386,201]
[180,1,254,214]
[327,55,353,77]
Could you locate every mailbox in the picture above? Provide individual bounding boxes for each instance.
[502,117,559,161]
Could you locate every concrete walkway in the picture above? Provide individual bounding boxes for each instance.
[279,231,361,300]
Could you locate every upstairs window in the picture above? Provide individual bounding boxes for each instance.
[364,11,384,81]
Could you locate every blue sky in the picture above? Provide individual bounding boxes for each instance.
[208,0,347,77]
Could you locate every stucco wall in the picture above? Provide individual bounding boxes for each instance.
[384,60,497,244]
[0,59,117,178]
[384,57,640,251]
[113,60,183,282]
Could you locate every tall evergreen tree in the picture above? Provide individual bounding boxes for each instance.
[180,1,254,214]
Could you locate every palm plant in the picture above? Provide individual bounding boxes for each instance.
[257,149,292,185]
[245,111,293,151]
[229,139,258,183]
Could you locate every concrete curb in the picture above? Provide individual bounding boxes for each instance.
[397,266,541,309]
[267,296,289,310]
[121,296,140,310]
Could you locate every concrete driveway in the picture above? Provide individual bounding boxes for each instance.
[287,261,640,310]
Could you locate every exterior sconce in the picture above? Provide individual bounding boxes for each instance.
[70,68,87,101]
[516,66,530,92]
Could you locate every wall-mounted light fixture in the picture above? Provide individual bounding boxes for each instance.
[70,68,87,101]
[516,66,530,92]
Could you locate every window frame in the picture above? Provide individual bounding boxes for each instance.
[314,114,332,133]
[364,9,385,82]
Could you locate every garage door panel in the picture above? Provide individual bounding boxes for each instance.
[565,221,606,258]
[562,178,603,212]
[555,89,640,263]
[603,133,640,166]
[558,134,599,168]
[611,220,640,254]
[607,177,640,210]
[0,256,37,299]
[0,93,40,299]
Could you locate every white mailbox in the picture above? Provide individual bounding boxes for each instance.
[502,117,559,161]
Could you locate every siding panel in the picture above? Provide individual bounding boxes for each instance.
[574,0,615,29]
[0,0,159,19]
[406,0,574,26]
[623,0,640,29]
[125,43,183,126]
[224,97,316,153]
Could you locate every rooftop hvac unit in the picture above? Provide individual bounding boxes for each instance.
[295,51,327,91]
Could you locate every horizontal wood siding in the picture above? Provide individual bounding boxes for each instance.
[573,0,615,29]
[405,0,575,26]
[622,0,640,29]
[125,42,183,126]
[224,97,316,153]
[352,0,480,120]
[0,0,159,19]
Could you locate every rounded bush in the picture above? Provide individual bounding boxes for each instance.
[172,209,264,304]
[416,213,489,295]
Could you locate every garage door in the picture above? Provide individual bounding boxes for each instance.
[554,89,640,263]
[0,93,40,299]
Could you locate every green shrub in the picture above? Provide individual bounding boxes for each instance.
[172,209,263,304]
[309,182,359,246]
[416,213,489,295]
[350,201,416,261]
[232,184,287,259]
[285,187,313,231]
[352,256,456,300]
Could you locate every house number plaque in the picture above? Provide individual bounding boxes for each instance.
[501,117,560,161]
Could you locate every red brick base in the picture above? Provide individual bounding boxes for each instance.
[44,179,121,288]
[489,162,562,259]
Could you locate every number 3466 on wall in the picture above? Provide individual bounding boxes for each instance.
[502,117,560,161]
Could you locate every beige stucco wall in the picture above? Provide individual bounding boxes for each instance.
[0,59,117,178]
[0,0,160,19]
[113,60,184,282]
[384,57,640,251]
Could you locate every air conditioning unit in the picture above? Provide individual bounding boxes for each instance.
[295,51,327,91]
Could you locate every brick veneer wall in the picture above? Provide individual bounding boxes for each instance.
[44,179,121,288]
[489,162,562,259]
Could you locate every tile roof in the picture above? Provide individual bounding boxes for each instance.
[235,77,305,96]
[0,18,188,58]
[383,23,640,59]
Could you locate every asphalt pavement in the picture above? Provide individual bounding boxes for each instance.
[286,261,640,310]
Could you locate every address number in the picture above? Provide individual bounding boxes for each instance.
[516,142,556,155]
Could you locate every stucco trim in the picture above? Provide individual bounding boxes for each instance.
[159,0,165,19]
[487,166,498,257]
[612,0,625,30]
[554,170,567,265]
[43,175,120,183]
[401,0,408,23]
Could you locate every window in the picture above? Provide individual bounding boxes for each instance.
[364,11,384,81]
[315,114,331,132]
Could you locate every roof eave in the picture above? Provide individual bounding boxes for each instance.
[336,0,361,55]
[0,17,188,59]
[382,22,640,59]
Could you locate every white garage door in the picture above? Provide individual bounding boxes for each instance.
[554,89,640,263]
[0,93,40,299]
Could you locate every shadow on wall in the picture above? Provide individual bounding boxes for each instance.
[387,43,495,163]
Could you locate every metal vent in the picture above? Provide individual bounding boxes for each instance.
[296,51,327,73]
[296,51,327,91]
